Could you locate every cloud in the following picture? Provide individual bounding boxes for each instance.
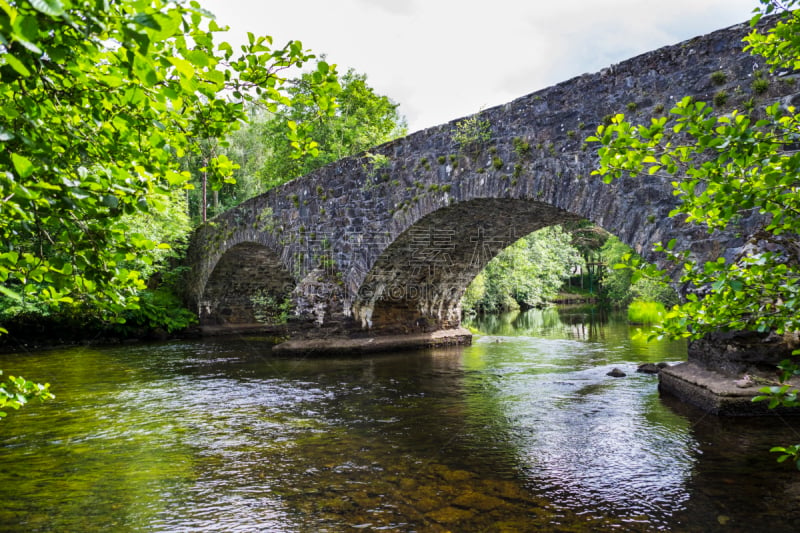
[353,0,418,16]
[200,0,756,132]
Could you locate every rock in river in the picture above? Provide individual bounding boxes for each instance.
[636,363,661,374]
[607,368,626,378]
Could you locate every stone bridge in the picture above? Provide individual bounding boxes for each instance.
[183,20,800,412]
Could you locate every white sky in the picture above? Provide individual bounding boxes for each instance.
[201,0,757,133]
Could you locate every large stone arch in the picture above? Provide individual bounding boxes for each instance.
[351,198,583,333]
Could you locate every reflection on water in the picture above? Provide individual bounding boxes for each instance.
[0,308,799,532]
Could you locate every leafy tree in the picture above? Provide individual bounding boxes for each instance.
[452,115,492,154]
[215,106,274,207]
[589,0,800,467]
[565,221,610,291]
[597,236,634,306]
[0,0,338,326]
[599,236,678,308]
[461,271,487,313]
[0,0,339,413]
[246,69,406,194]
[183,69,405,221]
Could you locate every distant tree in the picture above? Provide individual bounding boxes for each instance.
[463,226,583,313]
[261,68,406,186]
[598,236,678,308]
[564,221,610,292]
[185,69,406,220]
[597,236,635,306]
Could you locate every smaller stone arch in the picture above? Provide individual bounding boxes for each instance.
[199,242,295,327]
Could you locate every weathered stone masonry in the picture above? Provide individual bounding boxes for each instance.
[183,19,800,412]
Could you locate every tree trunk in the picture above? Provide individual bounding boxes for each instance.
[201,157,208,222]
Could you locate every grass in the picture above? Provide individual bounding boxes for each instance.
[627,300,666,325]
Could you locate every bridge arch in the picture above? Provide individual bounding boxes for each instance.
[194,240,295,328]
[351,198,583,333]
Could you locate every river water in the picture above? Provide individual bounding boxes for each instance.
[1,307,799,532]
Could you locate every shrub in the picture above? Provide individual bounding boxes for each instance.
[627,300,666,325]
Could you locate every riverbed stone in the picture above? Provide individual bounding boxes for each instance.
[426,505,476,524]
[480,479,539,504]
[440,468,475,483]
[452,491,507,512]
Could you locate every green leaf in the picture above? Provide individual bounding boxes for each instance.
[168,57,194,79]
[11,153,34,178]
[28,0,64,17]
[0,285,22,302]
[132,54,158,86]
[132,13,161,31]
[101,195,119,208]
[184,48,210,68]
[150,11,182,41]
[2,53,31,76]
[12,15,42,54]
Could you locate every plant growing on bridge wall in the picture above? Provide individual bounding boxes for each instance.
[250,291,292,325]
[512,137,531,158]
[362,152,391,185]
[452,115,492,153]
[710,70,729,85]
[588,0,800,468]
[713,90,729,107]
[256,208,277,232]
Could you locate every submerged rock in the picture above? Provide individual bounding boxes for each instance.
[607,368,626,378]
[426,506,475,524]
[637,363,661,374]
[451,491,507,512]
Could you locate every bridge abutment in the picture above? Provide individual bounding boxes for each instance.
[660,332,800,415]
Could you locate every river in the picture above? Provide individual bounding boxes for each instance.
[1,307,799,532]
